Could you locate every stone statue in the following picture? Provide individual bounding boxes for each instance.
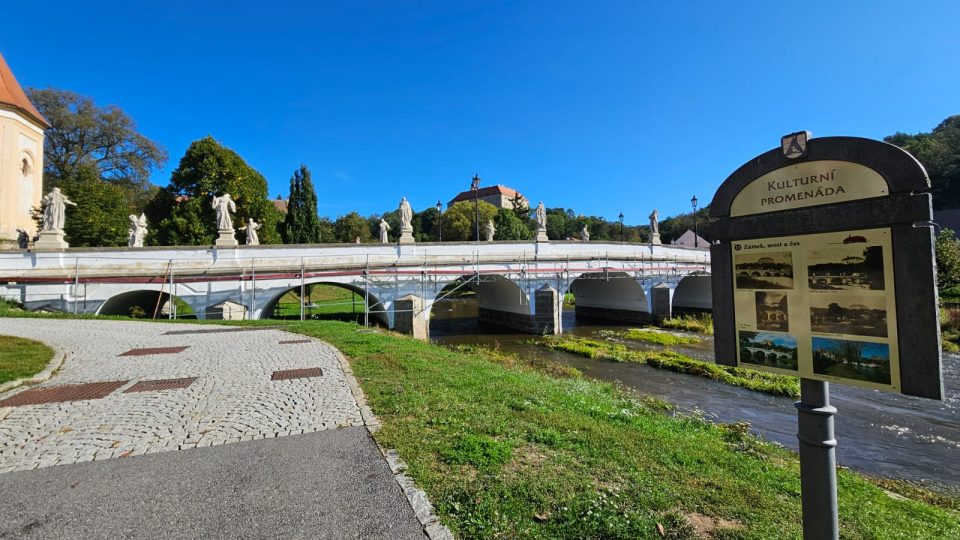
[379,218,391,243]
[485,219,496,241]
[649,209,659,235]
[244,218,261,245]
[212,193,236,231]
[398,197,413,230]
[581,225,590,242]
[41,188,77,231]
[15,229,29,249]
[128,213,148,247]
[535,202,546,231]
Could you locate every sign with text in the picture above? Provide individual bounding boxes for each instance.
[710,136,942,399]
[732,228,900,391]
[729,160,888,217]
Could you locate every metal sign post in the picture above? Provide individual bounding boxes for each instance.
[709,134,943,540]
[796,378,838,539]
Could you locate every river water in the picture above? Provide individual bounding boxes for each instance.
[430,299,960,495]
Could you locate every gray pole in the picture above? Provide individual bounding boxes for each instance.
[300,257,305,322]
[795,378,839,540]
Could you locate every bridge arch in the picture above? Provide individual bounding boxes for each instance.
[259,281,389,326]
[429,274,535,333]
[672,274,712,314]
[568,271,650,324]
[96,289,173,318]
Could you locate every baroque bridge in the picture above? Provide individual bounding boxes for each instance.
[0,241,711,337]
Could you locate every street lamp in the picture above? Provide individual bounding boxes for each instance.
[691,195,699,248]
[618,212,624,242]
[471,174,481,242]
[436,200,443,242]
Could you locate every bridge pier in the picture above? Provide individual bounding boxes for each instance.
[476,285,561,335]
[393,295,429,339]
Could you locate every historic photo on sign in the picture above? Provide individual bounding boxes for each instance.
[734,251,793,290]
[755,292,788,331]
[812,337,891,384]
[809,295,887,338]
[807,236,884,291]
[738,331,798,371]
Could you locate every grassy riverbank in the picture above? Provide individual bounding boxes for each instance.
[542,335,800,398]
[283,322,958,539]
[0,335,55,384]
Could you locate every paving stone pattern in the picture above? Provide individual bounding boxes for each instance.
[0,319,365,474]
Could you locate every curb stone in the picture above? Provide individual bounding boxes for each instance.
[326,340,455,540]
[0,345,68,397]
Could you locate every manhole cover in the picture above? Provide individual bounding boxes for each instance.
[278,339,312,345]
[119,346,189,356]
[271,368,323,381]
[124,377,198,393]
[0,381,128,407]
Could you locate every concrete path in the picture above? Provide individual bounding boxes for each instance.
[0,319,431,539]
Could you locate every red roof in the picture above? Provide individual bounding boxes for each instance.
[0,53,49,128]
[449,184,525,205]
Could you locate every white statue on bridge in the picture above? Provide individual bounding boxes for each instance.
[128,213,148,247]
[41,188,77,232]
[485,219,495,241]
[244,218,261,245]
[212,193,236,231]
[581,225,590,242]
[379,218,391,243]
[535,201,548,242]
[398,197,413,230]
[649,209,659,235]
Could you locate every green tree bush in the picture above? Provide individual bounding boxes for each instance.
[283,165,322,244]
[936,229,960,290]
[441,201,498,241]
[887,115,960,209]
[334,211,371,243]
[146,137,279,246]
[493,208,529,240]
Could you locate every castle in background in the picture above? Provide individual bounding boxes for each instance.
[0,53,48,247]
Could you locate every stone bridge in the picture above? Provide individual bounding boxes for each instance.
[0,241,711,337]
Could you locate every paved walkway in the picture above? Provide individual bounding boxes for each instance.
[0,319,431,539]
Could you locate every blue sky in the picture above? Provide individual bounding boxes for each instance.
[2,1,958,222]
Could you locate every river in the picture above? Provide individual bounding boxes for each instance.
[430,298,960,495]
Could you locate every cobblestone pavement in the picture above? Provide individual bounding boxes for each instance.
[0,319,365,473]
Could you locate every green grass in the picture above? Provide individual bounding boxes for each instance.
[279,321,959,539]
[542,336,800,397]
[610,328,701,346]
[0,335,55,384]
[655,314,714,335]
[0,308,956,537]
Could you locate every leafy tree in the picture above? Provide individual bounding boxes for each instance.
[145,136,279,245]
[442,201,498,241]
[510,194,530,220]
[494,207,530,240]
[318,216,336,243]
[936,229,960,290]
[27,87,167,209]
[415,207,441,241]
[546,208,577,240]
[334,211,371,243]
[886,116,960,209]
[283,165,322,243]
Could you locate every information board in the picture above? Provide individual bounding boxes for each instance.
[731,228,900,391]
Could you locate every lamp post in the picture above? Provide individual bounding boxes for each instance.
[436,200,443,242]
[691,195,699,248]
[618,212,624,242]
[471,174,481,242]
